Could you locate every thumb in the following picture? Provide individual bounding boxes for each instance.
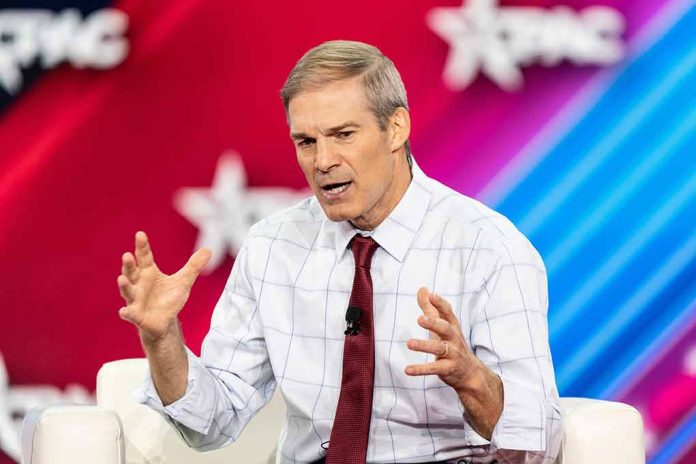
[180,248,212,283]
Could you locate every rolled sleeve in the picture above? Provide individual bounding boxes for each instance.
[134,346,217,434]
[489,376,548,451]
[459,376,557,450]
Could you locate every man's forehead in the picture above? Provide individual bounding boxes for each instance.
[288,82,371,133]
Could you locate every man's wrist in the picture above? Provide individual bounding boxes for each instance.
[139,320,181,350]
[455,358,491,396]
[455,362,504,440]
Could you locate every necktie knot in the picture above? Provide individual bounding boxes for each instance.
[350,235,379,269]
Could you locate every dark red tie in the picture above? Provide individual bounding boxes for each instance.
[327,235,379,464]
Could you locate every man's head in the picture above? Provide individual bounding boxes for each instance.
[282,40,412,230]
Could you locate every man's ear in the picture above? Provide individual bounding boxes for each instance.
[389,107,411,153]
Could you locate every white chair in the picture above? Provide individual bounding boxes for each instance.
[21,358,646,464]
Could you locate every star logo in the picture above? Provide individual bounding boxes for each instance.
[428,0,522,91]
[173,152,311,272]
[427,0,625,91]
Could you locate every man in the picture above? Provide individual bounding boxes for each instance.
[117,40,562,464]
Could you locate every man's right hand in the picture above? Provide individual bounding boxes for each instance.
[117,231,212,344]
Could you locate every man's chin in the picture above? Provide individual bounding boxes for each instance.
[317,202,356,223]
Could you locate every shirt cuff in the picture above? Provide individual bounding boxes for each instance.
[487,374,547,452]
[133,346,215,435]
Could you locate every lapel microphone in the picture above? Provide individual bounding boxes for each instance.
[344,305,362,336]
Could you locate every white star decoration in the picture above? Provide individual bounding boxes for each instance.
[173,152,311,272]
[428,0,521,91]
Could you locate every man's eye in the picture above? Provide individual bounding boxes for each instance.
[298,138,315,147]
[336,131,354,139]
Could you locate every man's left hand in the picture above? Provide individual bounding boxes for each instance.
[405,287,504,439]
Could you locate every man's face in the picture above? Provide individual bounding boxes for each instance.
[288,76,403,230]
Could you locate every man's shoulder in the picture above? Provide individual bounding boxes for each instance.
[420,176,542,264]
[422,176,515,239]
[246,195,325,244]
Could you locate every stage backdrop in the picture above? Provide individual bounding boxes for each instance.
[0,0,694,462]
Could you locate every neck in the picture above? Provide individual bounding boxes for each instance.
[350,152,412,231]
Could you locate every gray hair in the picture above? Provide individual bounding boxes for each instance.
[281,40,412,161]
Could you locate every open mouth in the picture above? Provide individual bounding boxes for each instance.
[321,181,352,194]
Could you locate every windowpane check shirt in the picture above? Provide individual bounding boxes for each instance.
[139,160,563,464]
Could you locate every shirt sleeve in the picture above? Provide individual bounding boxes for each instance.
[464,233,563,463]
[134,243,276,451]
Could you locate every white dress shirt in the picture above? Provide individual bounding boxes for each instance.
[139,160,562,464]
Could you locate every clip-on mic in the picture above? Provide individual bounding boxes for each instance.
[344,305,362,336]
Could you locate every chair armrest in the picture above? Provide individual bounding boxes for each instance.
[558,397,645,464]
[97,358,281,464]
[21,405,124,464]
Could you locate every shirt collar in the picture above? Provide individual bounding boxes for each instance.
[333,157,431,262]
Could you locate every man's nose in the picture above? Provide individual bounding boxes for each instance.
[314,138,341,172]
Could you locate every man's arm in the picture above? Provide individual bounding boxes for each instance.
[405,235,562,463]
[469,235,562,461]
[117,231,209,404]
[139,323,189,406]
[119,232,276,451]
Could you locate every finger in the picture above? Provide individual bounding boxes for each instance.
[121,252,139,282]
[417,287,439,319]
[407,338,448,357]
[418,314,455,340]
[428,292,459,326]
[118,306,141,325]
[117,274,136,303]
[404,359,453,376]
[134,231,154,267]
[178,248,212,284]
[118,306,132,321]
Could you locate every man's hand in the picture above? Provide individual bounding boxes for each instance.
[117,231,211,343]
[405,287,504,440]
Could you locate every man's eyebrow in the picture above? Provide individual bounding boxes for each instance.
[290,131,311,140]
[290,122,360,140]
[325,122,360,134]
